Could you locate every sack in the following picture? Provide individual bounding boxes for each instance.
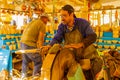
[67,64,86,80]
[75,44,97,59]
[79,59,91,70]
[0,70,8,80]
[113,63,120,78]
[96,68,109,80]
[83,44,97,59]
[48,44,61,54]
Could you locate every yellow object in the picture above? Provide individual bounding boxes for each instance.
[12,44,16,50]
[99,39,102,43]
[110,45,116,49]
[100,32,103,37]
[1,37,6,40]
[117,47,120,50]
[9,45,13,50]
[51,35,54,38]
[97,49,103,56]
[11,36,15,39]
[17,42,21,49]
[95,32,99,37]
[100,25,111,32]
[104,45,109,49]
[113,31,119,34]
[11,41,15,44]
[47,36,51,38]
[6,42,10,45]
[104,40,107,43]
[112,40,118,44]
[6,35,11,39]
[45,40,49,43]
[0,30,3,34]
[50,31,54,34]
[107,41,111,44]
[1,13,12,23]
[113,35,119,38]
[98,45,103,48]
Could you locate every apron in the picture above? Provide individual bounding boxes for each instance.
[64,27,97,59]
[64,27,103,79]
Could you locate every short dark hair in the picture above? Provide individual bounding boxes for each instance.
[61,5,74,14]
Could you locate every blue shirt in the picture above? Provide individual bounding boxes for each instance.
[50,18,97,47]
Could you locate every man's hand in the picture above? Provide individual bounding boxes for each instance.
[64,43,84,49]
[40,45,51,55]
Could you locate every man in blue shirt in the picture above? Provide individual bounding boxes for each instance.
[43,5,102,80]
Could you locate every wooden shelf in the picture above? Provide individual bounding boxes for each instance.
[89,8,120,11]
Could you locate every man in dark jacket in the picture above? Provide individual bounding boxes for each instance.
[42,5,102,80]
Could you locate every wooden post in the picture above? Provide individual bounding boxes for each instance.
[80,0,89,20]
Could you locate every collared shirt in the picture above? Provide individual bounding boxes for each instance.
[50,18,97,47]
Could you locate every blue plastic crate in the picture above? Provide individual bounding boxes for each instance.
[0,34,6,37]
[97,42,104,45]
[5,45,9,50]
[10,34,22,36]
[45,38,52,41]
[103,32,113,37]
[101,37,114,40]
[0,49,12,73]
[115,38,120,41]
[0,35,6,40]
[0,39,16,46]
[116,44,120,47]
[5,44,18,50]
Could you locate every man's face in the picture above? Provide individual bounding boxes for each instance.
[42,17,49,24]
[60,10,73,25]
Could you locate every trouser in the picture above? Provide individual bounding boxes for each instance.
[20,43,42,76]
